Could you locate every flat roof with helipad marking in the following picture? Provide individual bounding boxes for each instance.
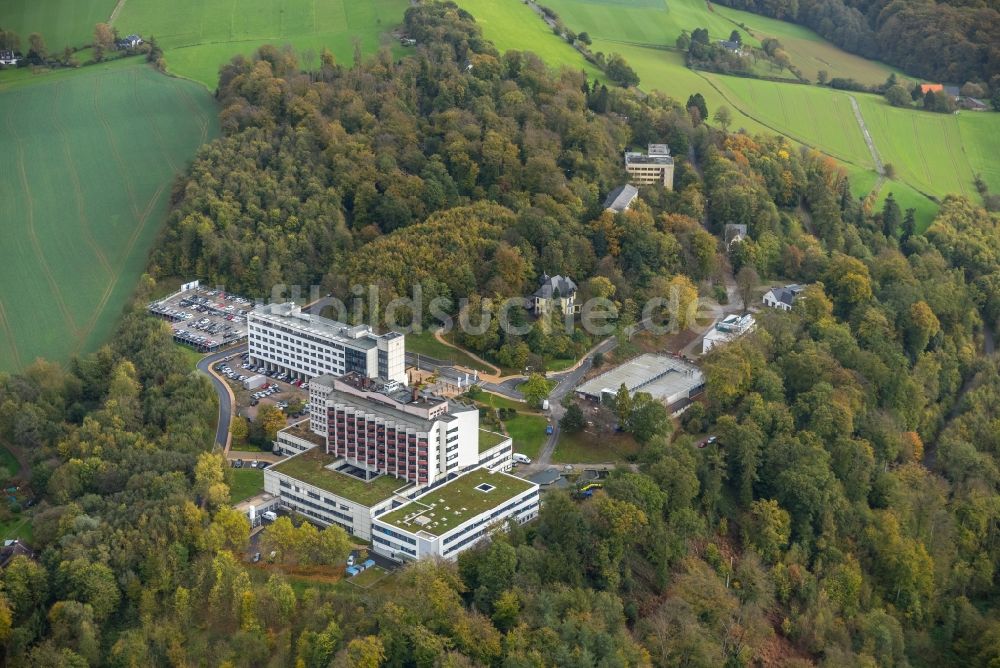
[576,353,704,403]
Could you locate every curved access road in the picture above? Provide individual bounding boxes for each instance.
[197,348,239,450]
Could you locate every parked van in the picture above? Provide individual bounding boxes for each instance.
[262,511,278,522]
[541,399,550,411]
[513,453,532,464]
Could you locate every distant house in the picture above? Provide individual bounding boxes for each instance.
[943,85,961,98]
[603,184,638,213]
[532,274,579,316]
[718,40,744,55]
[116,34,143,50]
[702,313,755,354]
[920,83,944,95]
[0,50,18,66]
[762,284,804,311]
[724,224,747,249]
[0,539,34,569]
[959,97,988,111]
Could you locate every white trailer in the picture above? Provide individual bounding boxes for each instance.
[243,374,266,390]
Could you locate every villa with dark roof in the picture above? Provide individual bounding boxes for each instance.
[762,284,805,311]
[532,274,579,315]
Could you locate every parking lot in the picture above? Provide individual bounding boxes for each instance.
[221,351,310,419]
[148,285,250,352]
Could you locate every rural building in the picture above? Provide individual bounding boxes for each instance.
[762,284,804,311]
[371,468,539,561]
[0,539,34,569]
[920,83,944,95]
[532,274,579,315]
[625,144,674,189]
[604,184,639,213]
[0,50,19,66]
[718,39,744,54]
[248,302,406,384]
[702,314,756,353]
[263,376,520,554]
[724,224,747,249]
[575,353,704,409]
[116,35,143,50]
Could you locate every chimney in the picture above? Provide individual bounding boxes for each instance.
[412,387,419,403]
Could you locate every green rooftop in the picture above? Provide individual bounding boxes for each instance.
[270,448,411,506]
[478,429,510,453]
[279,421,326,448]
[378,468,535,537]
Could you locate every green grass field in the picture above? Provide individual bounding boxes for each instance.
[477,393,550,459]
[229,468,264,503]
[403,329,496,374]
[0,59,218,372]
[552,428,639,463]
[1,0,116,53]
[465,0,1000,228]
[455,0,601,79]
[113,0,410,87]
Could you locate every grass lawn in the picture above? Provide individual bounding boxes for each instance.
[175,344,204,370]
[552,428,640,464]
[477,394,549,460]
[0,515,34,544]
[114,0,410,88]
[546,356,578,372]
[229,468,264,503]
[0,0,117,54]
[403,329,496,374]
[0,446,19,479]
[379,468,534,536]
[454,0,601,79]
[0,60,218,372]
[271,448,411,504]
[347,565,390,588]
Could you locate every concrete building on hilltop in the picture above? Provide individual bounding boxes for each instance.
[262,374,525,556]
[625,143,674,189]
[248,303,405,384]
[308,373,480,487]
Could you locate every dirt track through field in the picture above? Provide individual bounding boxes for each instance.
[50,83,115,278]
[848,94,884,195]
[6,107,81,337]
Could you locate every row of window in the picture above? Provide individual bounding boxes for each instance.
[372,534,416,557]
[443,504,539,557]
[372,523,417,545]
[442,492,540,546]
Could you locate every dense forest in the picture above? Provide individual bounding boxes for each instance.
[1,2,999,665]
[714,0,1000,87]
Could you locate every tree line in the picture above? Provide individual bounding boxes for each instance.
[713,0,1000,92]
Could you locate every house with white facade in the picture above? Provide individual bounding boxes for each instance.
[625,143,674,190]
[762,284,804,311]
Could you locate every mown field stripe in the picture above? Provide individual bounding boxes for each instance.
[50,82,115,278]
[5,105,82,337]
